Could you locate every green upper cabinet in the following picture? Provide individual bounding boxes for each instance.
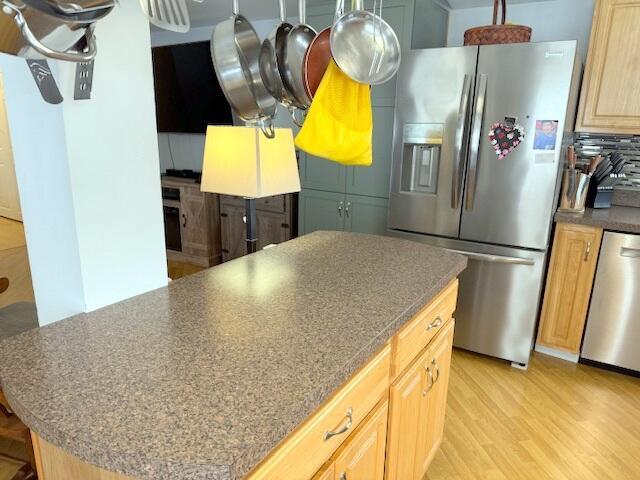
[299,0,446,199]
[346,106,394,198]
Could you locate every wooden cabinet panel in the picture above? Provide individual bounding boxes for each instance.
[537,223,603,353]
[386,320,455,480]
[179,190,210,257]
[312,463,335,480]
[333,400,388,480]
[220,205,246,262]
[391,280,457,381]
[576,0,640,133]
[247,346,390,480]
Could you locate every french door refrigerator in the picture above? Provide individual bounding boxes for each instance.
[388,41,580,367]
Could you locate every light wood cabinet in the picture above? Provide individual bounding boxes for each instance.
[385,320,455,480]
[314,400,389,480]
[576,0,640,134]
[537,223,603,354]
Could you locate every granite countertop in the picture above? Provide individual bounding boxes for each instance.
[555,206,640,234]
[0,231,466,480]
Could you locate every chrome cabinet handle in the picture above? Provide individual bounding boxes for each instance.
[340,473,347,480]
[426,316,443,331]
[452,74,472,209]
[338,201,344,217]
[182,213,187,228]
[431,358,440,384]
[584,241,591,262]
[324,407,353,441]
[345,202,351,217]
[422,366,434,396]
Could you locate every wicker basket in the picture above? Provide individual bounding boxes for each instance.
[464,0,532,46]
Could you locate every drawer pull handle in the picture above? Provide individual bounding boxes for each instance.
[340,474,347,480]
[324,407,353,441]
[431,358,440,384]
[426,316,443,331]
[584,241,592,262]
[422,366,434,396]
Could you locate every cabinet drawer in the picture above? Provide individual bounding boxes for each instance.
[392,280,458,380]
[247,345,391,480]
[220,194,286,213]
[257,195,286,213]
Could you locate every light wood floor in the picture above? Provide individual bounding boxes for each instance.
[167,260,205,280]
[426,349,640,480]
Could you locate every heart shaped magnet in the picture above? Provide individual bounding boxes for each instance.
[488,122,525,160]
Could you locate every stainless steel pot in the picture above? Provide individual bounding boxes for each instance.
[0,0,114,62]
[212,0,276,138]
[283,0,317,108]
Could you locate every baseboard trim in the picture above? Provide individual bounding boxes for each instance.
[534,344,579,363]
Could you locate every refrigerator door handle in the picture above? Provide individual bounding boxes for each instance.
[452,74,472,209]
[465,74,488,211]
[446,248,535,266]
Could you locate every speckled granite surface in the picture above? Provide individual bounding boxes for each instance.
[0,231,466,480]
[612,188,640,208]
[555,206,640,234]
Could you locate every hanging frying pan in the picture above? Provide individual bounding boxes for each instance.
[302,0,343,99]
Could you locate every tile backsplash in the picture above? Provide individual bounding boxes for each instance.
[574,133,640,190]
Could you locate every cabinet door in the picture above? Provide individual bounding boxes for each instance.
[312,463,335,480]
[220,205,246,262]
[257,211,290,250]
[299,190,345,235]
[334,400,388,480]
[346,107,394,198]
[344,195,388,236]
[414,321,455,478]
[576,0,640,134]
[299,153,347,193]
[180,189,210,256]
[537,223,603,353]
[386,321,454,480]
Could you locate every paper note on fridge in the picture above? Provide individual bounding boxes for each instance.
[533,119,559,164]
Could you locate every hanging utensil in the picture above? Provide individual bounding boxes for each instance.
[303,0,344,100]
[26,60,63,104]
[330,0,401,85]
[282,0,317,109]
[211,0,276,138]
[259,0,305,125]
[139,0,190,33]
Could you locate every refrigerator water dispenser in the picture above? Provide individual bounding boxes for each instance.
[400,124,443,194]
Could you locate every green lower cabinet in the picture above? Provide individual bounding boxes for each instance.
[299,190,389,236]
[344,195,389,235]
[299,190,345,235]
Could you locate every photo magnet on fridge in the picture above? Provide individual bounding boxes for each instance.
[533,119,559,164]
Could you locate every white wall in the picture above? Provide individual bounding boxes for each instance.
[56,0,168,312]
[447,0,595,63]
[0,55,86,325]
[1,0,168,323]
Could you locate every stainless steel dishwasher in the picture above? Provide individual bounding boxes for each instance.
[581,232,640,372]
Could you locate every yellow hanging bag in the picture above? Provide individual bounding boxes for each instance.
[295,59,373,167]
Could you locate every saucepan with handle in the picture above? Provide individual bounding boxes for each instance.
[330,0,401,85]
[211,0,277,138]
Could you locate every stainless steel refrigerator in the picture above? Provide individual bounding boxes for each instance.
[388,41,580,367]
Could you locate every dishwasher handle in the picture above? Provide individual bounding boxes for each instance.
[620,247,640,258]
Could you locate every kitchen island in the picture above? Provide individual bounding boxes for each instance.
[0,231,466,480]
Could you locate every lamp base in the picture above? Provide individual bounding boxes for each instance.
[245,198,257,254]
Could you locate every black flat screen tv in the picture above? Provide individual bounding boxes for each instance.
[152,41,233,134]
